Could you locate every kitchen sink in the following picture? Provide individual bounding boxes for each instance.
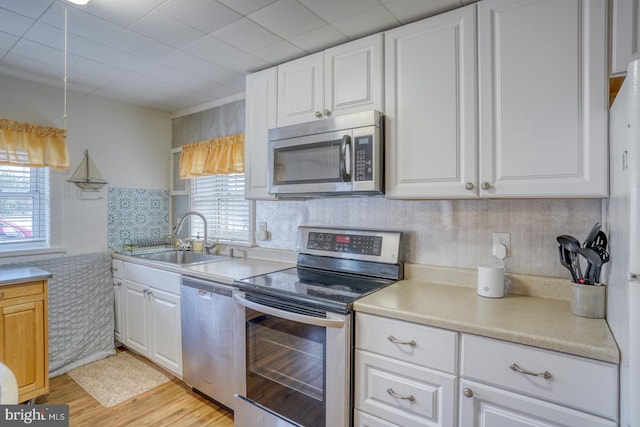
[136,251,228,266]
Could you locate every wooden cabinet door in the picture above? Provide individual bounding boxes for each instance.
[0,300,46,401]
[385,5,477,199]
[459,379,616,427]
[477,0,607,198]
[123,280,149,355]
[324,33,383,118]
[245,66,277,200]
[148,287,182,377]
[277,52,324,126]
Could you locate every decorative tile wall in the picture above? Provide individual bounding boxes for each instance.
[108,188,170,251]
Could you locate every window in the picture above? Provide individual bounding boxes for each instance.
[190,173,251,243]
[0,165,49,248]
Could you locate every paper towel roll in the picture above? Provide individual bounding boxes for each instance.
[477,265,505,298]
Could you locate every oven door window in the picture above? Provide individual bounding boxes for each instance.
[246,313,326,427]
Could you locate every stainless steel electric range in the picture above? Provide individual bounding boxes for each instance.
[232,226,404,427]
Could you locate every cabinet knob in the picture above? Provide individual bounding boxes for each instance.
[464,182,475,191]
[315,111,323,118]
[481,181,491,191]
[324,109,331,117]
[463,388,474,398]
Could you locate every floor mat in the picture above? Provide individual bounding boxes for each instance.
[67,351,171,407]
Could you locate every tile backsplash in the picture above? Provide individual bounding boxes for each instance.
[108,188,170,251]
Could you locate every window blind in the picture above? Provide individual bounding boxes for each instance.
[0,165,49,247]
[190,173,250,243]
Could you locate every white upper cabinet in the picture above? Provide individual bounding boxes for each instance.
[244,67,277,200]
[478,0,608,198]
[277,34,383,127]
[612,0,640,75]
[385,5,477,199]
[386,0,608,199]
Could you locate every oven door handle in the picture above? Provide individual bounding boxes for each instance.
[233,293,345,328]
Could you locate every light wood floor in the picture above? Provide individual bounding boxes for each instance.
[36,350,234,427]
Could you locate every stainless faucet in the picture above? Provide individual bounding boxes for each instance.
[172,211,215,254]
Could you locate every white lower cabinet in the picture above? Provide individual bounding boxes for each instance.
[112,259,124,343]
[355,313,458,427]
[121,262,182,377]
[459,334,618,426]
[355,315,619,427]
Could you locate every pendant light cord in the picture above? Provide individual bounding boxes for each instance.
[63,3,68,131]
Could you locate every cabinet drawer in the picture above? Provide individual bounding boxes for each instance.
[123,262,180,294]
[112,259,123,279]
[0,281,44,301]
[356,313,458,373]
[354,409,400,427]
[355,350,456,427]
[461,334,618,420]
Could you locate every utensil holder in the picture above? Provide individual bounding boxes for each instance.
[571,282,606,318]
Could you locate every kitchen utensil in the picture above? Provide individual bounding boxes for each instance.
[591,246,610,283]
[557,235,583,282]
[576,247,603,284]
[590,230,608,250]
[583,222,601,248]
[558,245,579,282]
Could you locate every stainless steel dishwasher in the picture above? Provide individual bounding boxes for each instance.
[181,276,236,410]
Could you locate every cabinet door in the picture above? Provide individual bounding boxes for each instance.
[612,0,640,74]
[245,67,277,200]
[113,279,124,343]
[325,33,383,118]
[148,287,182,377]
[478,0,607,198]
[277,52,323,126]
[459,379,616,427]
[385,5,477,199]
[123,280,149,355]
[0,300,47,402]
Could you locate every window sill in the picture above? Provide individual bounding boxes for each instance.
[0,246,66,261]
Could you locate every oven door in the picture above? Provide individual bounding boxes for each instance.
[268,130,353,196]
[233,291,351,427]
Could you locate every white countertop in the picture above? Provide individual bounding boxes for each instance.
[354,279,619,364]
[0,267,52,285]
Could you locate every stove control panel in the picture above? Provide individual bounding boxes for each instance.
[307,232,383,255]
[297,226,403,264]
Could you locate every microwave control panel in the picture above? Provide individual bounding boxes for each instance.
[354,135,373,182]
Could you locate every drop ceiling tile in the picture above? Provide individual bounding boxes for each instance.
[0,0,53,20]
[288,25,348,53]
[158,49,243,85]
[332,6,399,39]
[129,9,205,48]
[39,2,122,41]
[0,31,19,50]
[109,29,175,60]
[299,0,380,24]
[248,0,325,39]
[79,0,166,28]
[9,38,62,68]
[182,35,246,65]
[0,7,36,37]
[158,0,241,33]
[211,17,281,52]
[252,40,305,65]
[383,0,462,23]
[1,51,60,80]
[225,53,269,74]
[217,0,278,16]
[23,21,63,50]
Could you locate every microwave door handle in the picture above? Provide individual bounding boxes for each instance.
[340,135,351,181]
[233,293,345,328]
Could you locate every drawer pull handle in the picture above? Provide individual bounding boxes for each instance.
[388,335,416,347]
[387,388,415,403]
[510,363,552,379]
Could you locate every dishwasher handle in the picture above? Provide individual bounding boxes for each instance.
[233,292,345,329]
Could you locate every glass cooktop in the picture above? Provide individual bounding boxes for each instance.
[233,267,395,313]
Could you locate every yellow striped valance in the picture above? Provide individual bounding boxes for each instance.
[0,119,70,169]
[179,133,244,178]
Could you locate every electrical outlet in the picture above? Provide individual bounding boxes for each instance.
[492,232,510,257]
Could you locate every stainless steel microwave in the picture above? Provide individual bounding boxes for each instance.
[267,110,383,197]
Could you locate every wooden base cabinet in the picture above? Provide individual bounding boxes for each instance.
[0,280,48,402]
